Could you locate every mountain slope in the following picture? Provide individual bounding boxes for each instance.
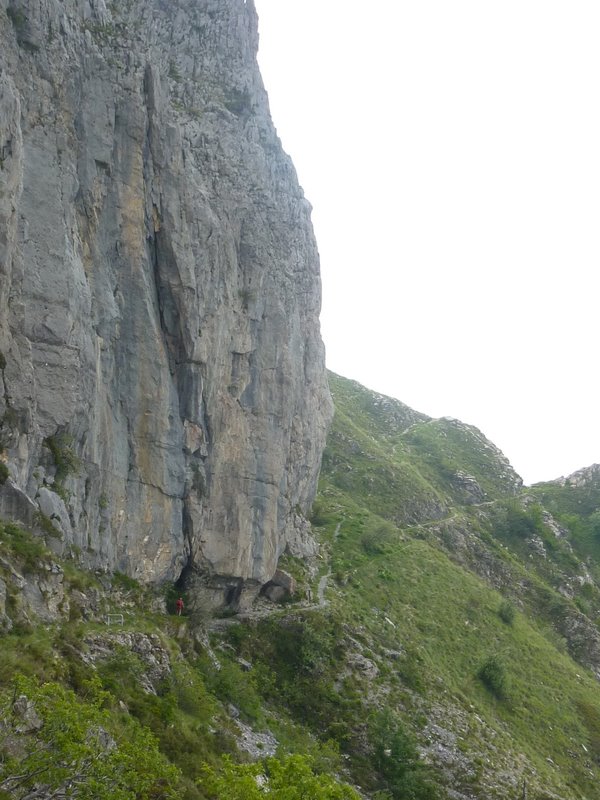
[530,465,600,575]
[311,373,600,798]
[2,373,600,800]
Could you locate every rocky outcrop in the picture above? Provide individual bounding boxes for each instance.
[261,567,296,603]
[550,463,600,489]
[0,553,69,628]
[82,631,172,693]
[0,0,332,605]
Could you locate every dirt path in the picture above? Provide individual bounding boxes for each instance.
[315,520,343,606]
[317,572,331,606]
[208,519,344,627]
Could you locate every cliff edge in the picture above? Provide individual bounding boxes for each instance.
[0,0,332,608]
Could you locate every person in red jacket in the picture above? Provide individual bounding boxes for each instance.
[176,596,184,616]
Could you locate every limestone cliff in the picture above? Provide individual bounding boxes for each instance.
[0,0,332,607]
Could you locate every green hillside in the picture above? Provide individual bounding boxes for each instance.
[312,373,600,799]
[530,466,600,575]
[2,373,600,799]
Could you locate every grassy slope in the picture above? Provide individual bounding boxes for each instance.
[2,375,600,799]
[0,521,370,799]
[529,469,600,577]
[311,373,600,799]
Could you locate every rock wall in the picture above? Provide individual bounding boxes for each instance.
[0,0,332,605]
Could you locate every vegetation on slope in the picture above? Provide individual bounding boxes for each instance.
[0,520,367,800]
[2,374,600,799]
[530,466,600,576]
[309,373,600,798]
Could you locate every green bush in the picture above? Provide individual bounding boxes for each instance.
[0,461,8,485]
[0,675,181,799]
[112,570,140,591]
[367,709,440,799]
[6,7,27,32]
[224,88,252,116]
[498,600,516,625]
[224,614,356,745]
[396,650,426,694]
[168,60,182,81]
[576,699,600,760]
[310,501,331,527]
[0,521,49,570]
[43,433,80,487]
[171,662,216,722]
[203,658,264,726]
[191,463,205,499]
[477,656,508,699]
[35,511,62,539]
[494,501,544,541]
[361,524,393,555]
[197,753,360,799]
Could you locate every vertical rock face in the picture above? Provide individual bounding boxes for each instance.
[0,0,332,605]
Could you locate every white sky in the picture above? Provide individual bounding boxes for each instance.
[253,0,600,486]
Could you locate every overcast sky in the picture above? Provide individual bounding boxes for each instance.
[253,0,600,486]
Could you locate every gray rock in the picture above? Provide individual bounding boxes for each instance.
[12,695,43,734]
[0,482,39,531]
[235,718,278,760]
[261,566,296,603]
[36,487,72,538]
[19,564,67,623]
[556,464,600,488]
[271,569,296,594]
[284,511,320,560]
[346,652,379,680]
[528,536,547,560]
[0,550,68,624]
[70,588,101,620]
[82,631,173,692]
[451,471,485,504]
[0,0,332,606]
[0,577,12,632]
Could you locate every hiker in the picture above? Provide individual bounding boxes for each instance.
[176,596,184,616]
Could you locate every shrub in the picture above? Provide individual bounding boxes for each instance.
[478,656,508,699]
[112,570,140,591]
[397,650,426,694]
[310,501,331,527]
[361,523,394,556]
[0,675,181,799]
[224,88,252,116]
[35,511,61,539]
[576,699,600,760]
[197,753,360,799]
[495,501,544,541]
[43,433,80,487]
[168,60,182,81]
[0,462,8,485]
[0,521,49,570]
[191,463,205,499]
[498,600,516,625]
[203,658,264,725]
[368,709,440,799]
[6,7,27,32]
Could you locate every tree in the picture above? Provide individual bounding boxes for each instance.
[369,710,439,800]
[198,753,360,799]
[0,675,180,799]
